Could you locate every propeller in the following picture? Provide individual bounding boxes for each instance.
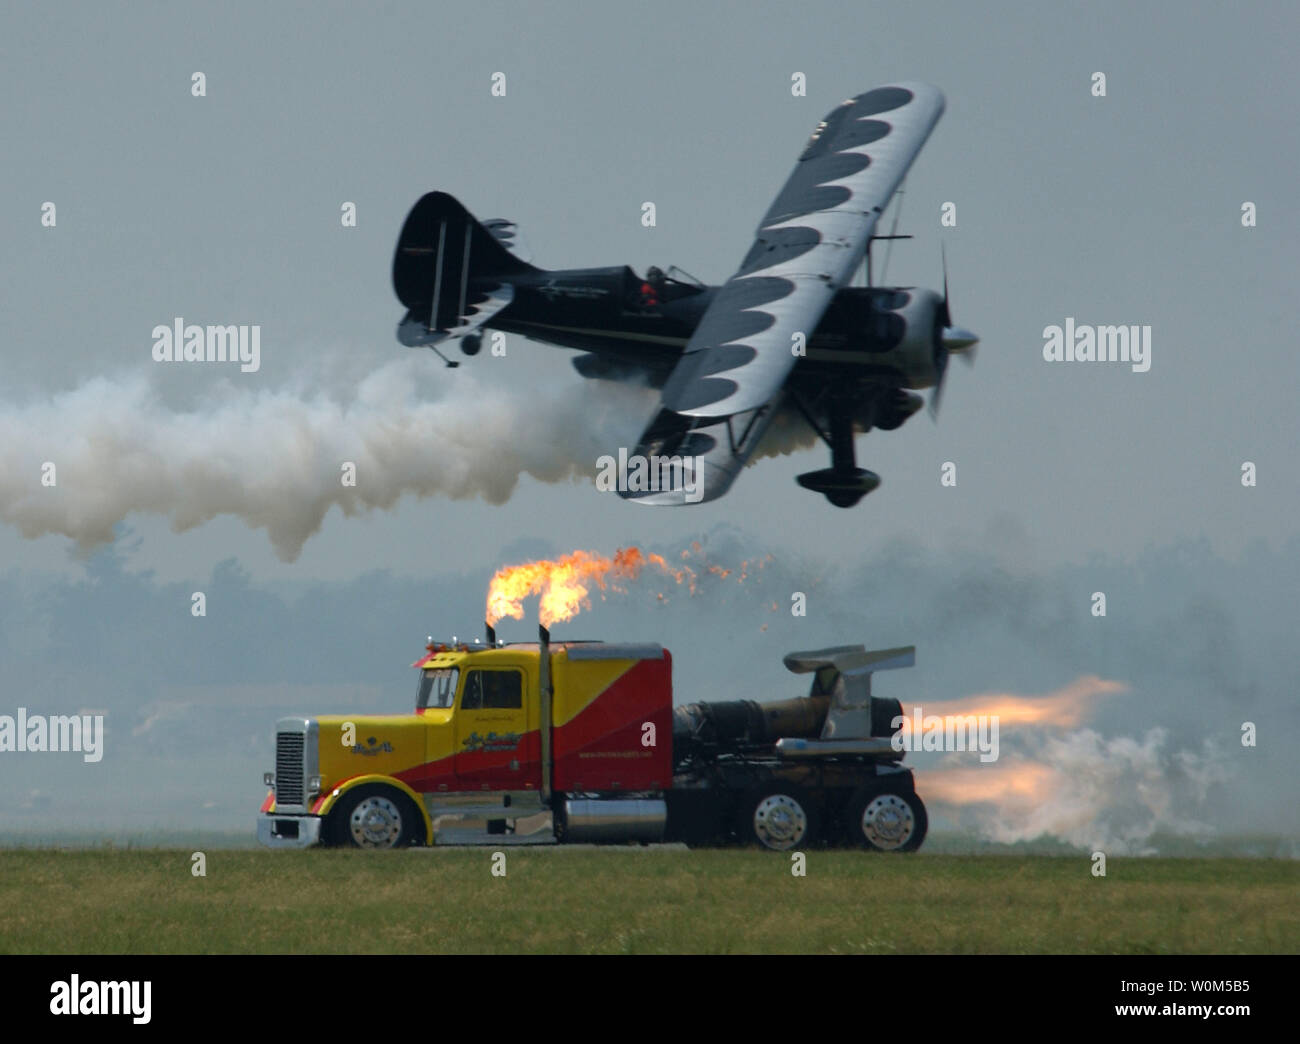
[931,243,978,418]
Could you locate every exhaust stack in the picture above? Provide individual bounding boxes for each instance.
[485,621,496,647]
[538,624,553,802]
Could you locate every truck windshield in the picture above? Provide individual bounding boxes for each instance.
[417,668,459,710]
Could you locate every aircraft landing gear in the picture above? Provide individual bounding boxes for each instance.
[795,399,880,508]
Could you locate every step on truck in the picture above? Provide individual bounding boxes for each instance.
[258,625,927,852]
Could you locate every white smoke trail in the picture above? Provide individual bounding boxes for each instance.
[0,358,654,561]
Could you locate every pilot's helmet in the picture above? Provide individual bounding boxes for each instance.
[647,266,665,283]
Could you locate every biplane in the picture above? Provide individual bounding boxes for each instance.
[392,82,977,506]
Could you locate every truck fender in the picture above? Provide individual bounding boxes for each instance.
[314,775,433,846]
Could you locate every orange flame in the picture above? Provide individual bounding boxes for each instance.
[921,761,1059,808]
[918,676,1128,813]
[918,676,1128,730]
[485,545,765,627]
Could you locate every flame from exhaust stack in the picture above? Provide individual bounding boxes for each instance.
[485,546,763,627]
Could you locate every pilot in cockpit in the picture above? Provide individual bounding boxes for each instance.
[639,265,667,307]
[633,265,707,310]
[634,265,665,306]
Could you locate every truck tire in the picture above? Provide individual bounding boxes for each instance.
[331,785,422,849]
[845,786,927,852]
[741,787,819,851]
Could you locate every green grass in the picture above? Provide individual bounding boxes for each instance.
[1,848,1295,954]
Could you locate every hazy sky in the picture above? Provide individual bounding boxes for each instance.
[1,2,1295,846]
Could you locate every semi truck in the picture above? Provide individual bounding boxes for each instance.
[257,625,927,852]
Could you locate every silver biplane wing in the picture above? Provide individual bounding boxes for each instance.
[621,83,945,504]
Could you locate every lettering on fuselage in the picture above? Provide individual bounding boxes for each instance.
[535,279,611,303]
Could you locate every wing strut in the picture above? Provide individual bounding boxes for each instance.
[787,390,830,445]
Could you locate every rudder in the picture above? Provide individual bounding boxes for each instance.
[392,192,536,333]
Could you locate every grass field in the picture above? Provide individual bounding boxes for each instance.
[1,848,1296,954]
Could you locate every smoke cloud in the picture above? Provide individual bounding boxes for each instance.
[0,359,654,561]
[920,677,1234,852]
[752,403,821,459]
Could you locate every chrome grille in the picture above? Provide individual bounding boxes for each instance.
[275,732,306,806]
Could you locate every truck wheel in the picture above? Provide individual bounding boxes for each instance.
[333,786,421,849]
[743,788,818,851]
[846,787,927,852]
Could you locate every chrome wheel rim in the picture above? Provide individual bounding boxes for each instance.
[753,794,808,850]
[861,793,915,850]
[350,796,403,848]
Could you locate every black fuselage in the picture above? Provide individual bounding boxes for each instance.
[484,266,926,395]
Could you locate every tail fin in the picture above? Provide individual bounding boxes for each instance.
[392,192,537,332]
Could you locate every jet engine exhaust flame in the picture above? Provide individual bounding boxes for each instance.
[917,676,1229,850]
[920,675,1129,731]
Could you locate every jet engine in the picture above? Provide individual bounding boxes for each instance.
[672,692,903,761]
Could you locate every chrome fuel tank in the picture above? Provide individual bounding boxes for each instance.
[561,798,667,843]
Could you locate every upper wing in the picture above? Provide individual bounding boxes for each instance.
[665,82,945,420]
[621,83,944,504]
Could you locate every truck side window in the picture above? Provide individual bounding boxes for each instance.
[483,671,522,709]
[461,672,484,710]
[460,670,522,711]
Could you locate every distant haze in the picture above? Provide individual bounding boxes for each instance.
[0,2,1295,850]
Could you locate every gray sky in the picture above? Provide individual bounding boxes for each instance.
[1,1,1296,847]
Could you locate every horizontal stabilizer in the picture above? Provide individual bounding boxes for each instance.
[482,218,533,266]
[398,283,514,347]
